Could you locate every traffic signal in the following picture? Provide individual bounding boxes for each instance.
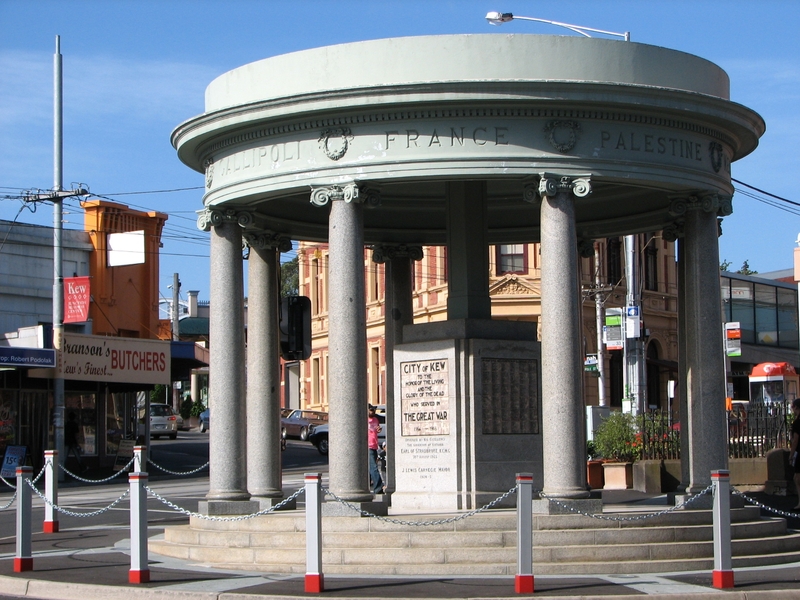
[280,296,311,360]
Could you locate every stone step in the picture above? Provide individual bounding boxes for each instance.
[163,515,787,549]
[149,505,800,576]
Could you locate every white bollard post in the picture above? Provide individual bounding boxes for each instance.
[711,469,734,589]
[133,445,146,472]
[128,472,150,584]
[515,473,534,594]
[43,450,59,533]
[305,472,324,593]
[15,466,33,572]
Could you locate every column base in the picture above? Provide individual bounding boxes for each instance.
[712,570,734,589]
[305,573,324,593]
[321,499,388,517]
[13,557,32,572]
[515,574,534,594]
[253,496,297,511]
[129,569,151,584]
[197,500,261,516]
[43,520,59,533]
[532,498,602,515]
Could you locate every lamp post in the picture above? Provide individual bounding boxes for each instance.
[485,11,630,41]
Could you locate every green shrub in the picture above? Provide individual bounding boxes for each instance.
[593,411,640,462]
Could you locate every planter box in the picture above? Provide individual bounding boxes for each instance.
[587,460,604,489]
[602,462,632,490]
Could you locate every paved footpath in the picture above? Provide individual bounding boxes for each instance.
[1,475,800,599]
[1,523,799,600]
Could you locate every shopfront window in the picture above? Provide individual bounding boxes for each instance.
[0,390,17,458]
[65,394,97,455]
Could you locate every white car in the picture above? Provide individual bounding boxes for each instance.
[148,403,179,440]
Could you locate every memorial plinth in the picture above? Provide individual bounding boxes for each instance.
[392,320,541,511]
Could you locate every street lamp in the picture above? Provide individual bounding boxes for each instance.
[485,11,630,41]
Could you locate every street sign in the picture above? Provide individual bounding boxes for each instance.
[725,322,741,357]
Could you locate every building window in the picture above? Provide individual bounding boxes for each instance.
[496,244,527,274]
[644,234,658,291]
[607,238,622,285]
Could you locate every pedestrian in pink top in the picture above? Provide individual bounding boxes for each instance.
[367,405,383,494]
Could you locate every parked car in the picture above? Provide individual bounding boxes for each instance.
[148,403,179,440]
[199,408,210,433]
[307,413,385,455]
[281,409,328,441]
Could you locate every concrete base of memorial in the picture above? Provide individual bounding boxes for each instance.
[532,498,602,515]
[391,319,542,512]
[198,500,261,516]
[321,498,389,517]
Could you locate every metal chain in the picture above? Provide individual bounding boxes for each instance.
[25,478,129,518]
[0,461,48,489]
[0,490,17,510]
[31,461,48,484]
[144,485,305,521]
[59,456,135,483]
[322,485,518,525]
[147,459,209,476]
[539,485,714,521]
[732,488,800,519]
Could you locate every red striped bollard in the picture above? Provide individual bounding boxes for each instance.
[15,466,33,572]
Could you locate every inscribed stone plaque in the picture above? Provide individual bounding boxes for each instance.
[400,359,449,436]
[481,358,539,434]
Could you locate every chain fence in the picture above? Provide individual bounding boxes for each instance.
[145,485,304,522]
[0,489,17,510]
[25,478,130,518]
[59,456,135,483]
[0,461,47,490]
[539,485,714,521]
[322,485,518,525]
[147,459,209,476]
[732,488,800,519]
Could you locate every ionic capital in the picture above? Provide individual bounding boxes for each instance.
[577,238,595,258]
[309,183,381,207]
[371,244,424,264]
[667,193,732,218]
[196,207,254,232]
[531,174,592,201]
[243,231,293,253]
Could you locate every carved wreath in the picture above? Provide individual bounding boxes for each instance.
[708,142,724,173]
[543,120,580,153]
[318,127,353,161]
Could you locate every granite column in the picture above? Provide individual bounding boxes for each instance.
[314,184,372,501]
[537,175,591,499]
[680,195,730,493]
[205,213,249,502]
[245,232,291,502]
[373,244,422,495]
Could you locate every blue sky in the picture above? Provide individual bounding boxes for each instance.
[1,0,798,306]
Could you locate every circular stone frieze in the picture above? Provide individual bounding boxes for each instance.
[173,34,764,245]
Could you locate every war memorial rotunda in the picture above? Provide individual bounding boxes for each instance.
[172,34,764,513]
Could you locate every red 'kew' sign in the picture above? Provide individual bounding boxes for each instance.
[64,276,91,323]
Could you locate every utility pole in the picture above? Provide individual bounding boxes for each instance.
[624,234,646,415]
[593,243,609,407]
[25,37,89,480]
[171,273,180,341]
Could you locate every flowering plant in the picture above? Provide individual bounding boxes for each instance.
[593,411,641,462]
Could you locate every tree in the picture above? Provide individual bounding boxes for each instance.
[720,259,732,271]
[281,255,299,297]
[738,260,758,275]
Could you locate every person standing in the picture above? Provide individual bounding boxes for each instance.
[65,411,87,472]
[790,398,800,510]
[367,405,383,494]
